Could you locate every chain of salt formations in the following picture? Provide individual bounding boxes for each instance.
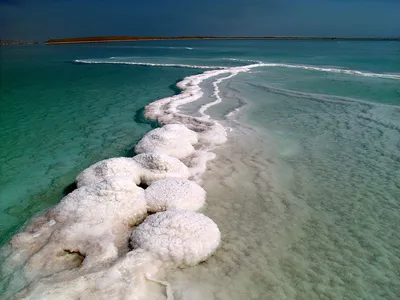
[3,56,398,299]
[1,63,262,300]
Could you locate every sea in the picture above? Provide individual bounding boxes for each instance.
[1,40,399,299]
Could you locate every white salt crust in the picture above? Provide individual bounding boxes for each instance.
[132,153,190,185]
[16,250,166,300]
[76,153,190,188]
[76,157,141,188]
[145,178,206,212]
[131,210,221,267]
[10,177,147,281]
[135,124,199,159]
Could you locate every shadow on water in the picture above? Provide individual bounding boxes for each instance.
[63,182,78,196]
[126,147,137,157]
[134,107,159,129]
[168,80,182,95]
[133,78,182,131]
[127,79,183,156]
[128,106,161,157]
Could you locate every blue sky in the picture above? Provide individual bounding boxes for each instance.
[1,0,399,40]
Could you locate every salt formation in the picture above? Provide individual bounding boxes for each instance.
[145,178,206,212]
[16,250,167,300]
[132,153,190,185]
[131,210,221,267]
[52,177,147,227]
[143,68,233,147]
[1,60,231,299]
[135,124,198,159]
[76,157,141,187]
[188,120,227,146]
[77,153,190,188]
[11,177,147,280]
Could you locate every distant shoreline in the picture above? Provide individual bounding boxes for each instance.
[45,36,400,45]
[1,36,399,46]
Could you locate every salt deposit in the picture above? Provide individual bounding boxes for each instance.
[135,124,198,159]
[76,157,141,187]
[7,177,147,289]
[145,178,206,212]
[16,250,166,300]
[131,210,221,267]
[132,153,190,185]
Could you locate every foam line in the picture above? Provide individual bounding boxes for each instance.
[75,58,400,80]
[74,59,224,70]
[258,63,400,80]
[222,57,263,64]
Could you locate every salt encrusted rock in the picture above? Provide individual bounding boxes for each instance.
[133,153,190,185]
[76,152,190,189]
[23,178,147,277]
[76,157,141,188]
[135,124,198,159]
[145,178,206,212]
[155,124,198,144]
[16,250,164,300]
[52,177,147,227]
[131,210,220,266]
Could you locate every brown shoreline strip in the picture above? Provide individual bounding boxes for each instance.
[45,36,400,45]
[1,36,399,46]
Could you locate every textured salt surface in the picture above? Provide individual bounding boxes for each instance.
[145,178,206,212]
[135,124,198,159]
[131,210,220,267]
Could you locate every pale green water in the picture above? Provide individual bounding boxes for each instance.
[0,44,198,244]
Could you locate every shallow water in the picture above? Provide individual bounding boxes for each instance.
[0,45,199,244]
[166,71,400,299]
[1,40,399,299]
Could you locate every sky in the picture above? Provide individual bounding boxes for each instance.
[0,0,399,41]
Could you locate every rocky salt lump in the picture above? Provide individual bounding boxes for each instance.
[145,178,206,212]
[131,210,221,267]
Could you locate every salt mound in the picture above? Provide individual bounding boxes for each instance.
[131,210,220,266]
[133,153,190,185]
[145,178,206,212]
[161,124,198,144]
[52,177,147,227]
[161,117,227,147]
[17,178,147,279]
[16,250,165,300]
[76,153,190,188]
[195,121,227,145]
[76,157,141,188]
[135,124,198,159]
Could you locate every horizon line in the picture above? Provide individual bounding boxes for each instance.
[1,35,400,45]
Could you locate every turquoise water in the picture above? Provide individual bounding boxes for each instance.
[0,44,199,244]
[1,40,399,298]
